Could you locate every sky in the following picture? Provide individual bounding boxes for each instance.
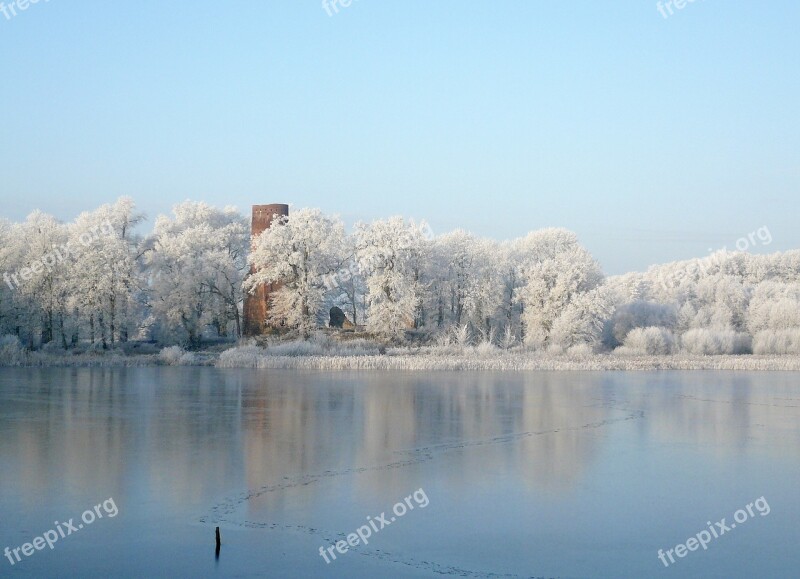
[1,1,798,274]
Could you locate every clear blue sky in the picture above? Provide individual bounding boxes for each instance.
[1,1,798,273]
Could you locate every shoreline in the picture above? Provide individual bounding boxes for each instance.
[4,351,800,371]
[214,353,800,372]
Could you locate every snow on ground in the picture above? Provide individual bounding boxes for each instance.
[215,344,800,371]
[4,341,800,371]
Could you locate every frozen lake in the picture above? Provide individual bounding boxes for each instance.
[1,368,798,578]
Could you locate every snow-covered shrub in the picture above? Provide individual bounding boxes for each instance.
[680,329,751,355]
[603,301,677,348]
[452,324,472,347]
[500,325,516,350]
[158,345,196,366]
[483,325,498,346]
[545,342,594,358]
[158,345,183,364]
[84,340,107,353]
[267,340,326,357]
[333,338,382,356]
[566,343,594,359]
[41,341,67,354]
[0,335,27,366]
[752,329,800,355]
[217,344,262,367]
[473,340,499,357]
[262,334,381,357]
[434,331,453,347]
[618,327,676,355]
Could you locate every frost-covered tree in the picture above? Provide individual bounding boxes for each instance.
[5,199,800,357]
[198,209,249,337]
[516,232,605,349]
[747,281,800,334]
[689,275,747,331]
[427,231,502,338]
[0,199,148,350]
[603,249,800,353]
[1,212,70,347]
[430,230,474,328]
[463,238,504,340]
[681,328,751,355]
[0,220,13,335]
[147,202,247,347]
[320,233,365,327]
[549,287,612,349]
[494,240,525,344]
[355,217,429,339]
[245,208,345,337]
[67,197,145,349]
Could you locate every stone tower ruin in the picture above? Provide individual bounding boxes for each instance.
[243,203,289,336]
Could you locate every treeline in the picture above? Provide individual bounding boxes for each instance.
[607,251,800,355]
[2,199,800,354]
[0,198,247,350]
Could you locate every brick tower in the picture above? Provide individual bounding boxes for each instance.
[243,204,289,336]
